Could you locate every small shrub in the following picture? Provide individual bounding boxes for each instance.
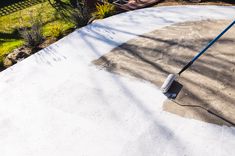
[18,11,44,48]
[50,25,64,39]
[93,2,115,19]
[43,20,74,38]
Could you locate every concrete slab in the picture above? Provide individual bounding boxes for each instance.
[0,5,235,156]
[93,19,235,126]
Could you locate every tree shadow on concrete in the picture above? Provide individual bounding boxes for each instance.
[92,20,235,127]
[75,24,188,155]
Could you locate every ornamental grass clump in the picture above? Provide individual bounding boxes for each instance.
[93,2,115,19]
[18,11,44,48]
[50,24,64,39]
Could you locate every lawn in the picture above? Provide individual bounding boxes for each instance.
[0,1,74,67]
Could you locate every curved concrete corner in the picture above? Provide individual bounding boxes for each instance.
[0,6,234,156]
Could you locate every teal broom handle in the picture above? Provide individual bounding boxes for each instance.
[178,19,235,75]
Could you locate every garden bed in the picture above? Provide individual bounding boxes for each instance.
[0,1,75,71]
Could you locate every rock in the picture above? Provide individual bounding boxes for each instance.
[38,38,57,49]
[3,57,14,68]
[3,46,32,68]
[3,38,57,68]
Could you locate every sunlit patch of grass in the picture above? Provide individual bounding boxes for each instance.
[43,20,75,38]
[0,2,56,34]
[0,39,24,65]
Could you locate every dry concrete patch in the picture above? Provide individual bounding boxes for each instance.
[93,19,235,126]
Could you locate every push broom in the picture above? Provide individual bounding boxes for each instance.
[161,19,235,94]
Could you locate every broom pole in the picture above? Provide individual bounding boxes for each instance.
[178,19,235,75]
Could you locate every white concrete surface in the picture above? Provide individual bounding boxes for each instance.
[0,6,235,156]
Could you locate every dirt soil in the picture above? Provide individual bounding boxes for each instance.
[93,20,235,126]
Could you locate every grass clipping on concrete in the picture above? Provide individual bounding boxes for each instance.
[93,20,235,126]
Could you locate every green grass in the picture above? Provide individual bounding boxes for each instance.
[0,1,74,67]
[0,2,55,34]
[43,20,74,38]
[0,39,24,64]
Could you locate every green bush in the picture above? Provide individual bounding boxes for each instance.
[43,20,74,39]
[93,2,115,19]
[49,25,64,39]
